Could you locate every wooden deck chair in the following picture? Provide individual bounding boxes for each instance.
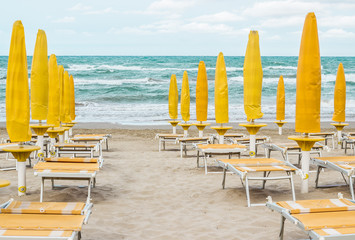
[0,198,93,239]
[195,144,247,174]
[217,158,298,207]
[266,195,355,239]
[34,161,100,204]
[312,156,355,200]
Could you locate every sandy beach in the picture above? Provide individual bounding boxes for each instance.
[0,123,353,239]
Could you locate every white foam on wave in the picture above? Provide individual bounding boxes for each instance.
[74,77,167,86]
[264,66,297,70]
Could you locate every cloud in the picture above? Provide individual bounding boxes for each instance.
[320,28,355,38]
[319,15,355,28]
[68,3,92,11]
[55,29,77,35]
[53,16,75,23]
[192,11,243,23]
[84,7,118,15]
[147,0,196,12]
[267,35,281,40]
[259,16,304,28]
[108,27,153,35]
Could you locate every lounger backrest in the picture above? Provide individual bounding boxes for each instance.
[277,199,355,214]
[1,201,85,215]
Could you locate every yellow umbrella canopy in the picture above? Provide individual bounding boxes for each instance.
[47,54,60,127]
[168,74,178,120]
[69,75,76,121]
[332,63,346,123]
[295,12,321,133]
[276,75,285,121]
[180,71,190,122]
[30,29,49,120]
[6,20,31,142]
[243,30,263,122]
[196,61,208,122]
[62,71,72,123]
[215,52,228,124]
[58,65,65,123]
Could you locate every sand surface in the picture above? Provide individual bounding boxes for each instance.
[0,125,353,239]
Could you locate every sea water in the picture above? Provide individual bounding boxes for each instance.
[0,56,354,125]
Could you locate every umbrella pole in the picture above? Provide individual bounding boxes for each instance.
[250,134,256,158]
[199,121,203,138]
[300,150,310,193]
[279,127,282,135]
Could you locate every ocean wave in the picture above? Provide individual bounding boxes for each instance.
[74,77,167,86]
[264,66,297,70]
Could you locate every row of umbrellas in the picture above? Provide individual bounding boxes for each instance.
[5,20,77,196]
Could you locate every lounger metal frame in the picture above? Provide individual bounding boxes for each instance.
[155,134,184,152]
[312,157,355,200]
[217,160,297,207]
[177,137,211,158]
[266,197,355,240]
[263,143,323,162]
[54,144,100,158]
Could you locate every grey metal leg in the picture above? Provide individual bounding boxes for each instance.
[262,172,267,189]
[106,139,109,151]
[51,179,54,189]
[315,166,321,188]
[279,216,285,240]
[290,172,296,201]
[87,178,93,204]
[222,168,227,189]
[180,142,183,158]
[40,177,44,202]
[350,176,355,200]
[196,150,200,168]
[245,177,251,207]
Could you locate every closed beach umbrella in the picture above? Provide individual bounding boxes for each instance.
[70,75,76,121]
[58,65,65,123]
[276,75,285,121]
[30,30,49,120]
[181,71,190,122]
[63,71,72,123]
[243,30,263,122]
[289,12,322,194]
[47,55,60,127]
[6,20,31,142]
[332,63,346,123]
[196,61,208,122]
[295,13,321,134]
[168,74,178,120]
[215,52,228,124]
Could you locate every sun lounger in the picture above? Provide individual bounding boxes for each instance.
[70,137,104,158]
[34,161,100,204]
[74,134,111,151]
[312,156,355,199]
[0,198,92,239]
[44,157,103,168]
[176,137,211,158]
[266,196,355,239]
[343,136,355,155]
[155,134,184,152]
[196,144,247,174]
[310,132,335,147]
[263,143,324,162]
[217,158,298,207]
[54,143,100,158]
[212,133,245,144]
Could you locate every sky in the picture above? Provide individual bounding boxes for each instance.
[0,0,355,56]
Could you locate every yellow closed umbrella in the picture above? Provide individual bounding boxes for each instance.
[47,55,60,127]
[332,63,346,123]
[6,20,31,142]
[63,71,72,123]
[30,30,49,120]
[196,61,208,122]
[179,71,192,136]
[240,31,267,157]
[181,71,190,122]
[289,12,324,194]
[275,75,287,135]
[243,30,263,121]
[4,20,40,196]
[295,13,321,134]
[30,29,51,157]
[70,75,76,121]
[215,52,228,124]
[169,74,178,120]
[211,52,232,144]
[194,61,210,137]
[331,63,348,146]
[58,65,65,123]
[276,76,285,121]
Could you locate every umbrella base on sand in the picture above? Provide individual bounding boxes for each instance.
[331,123,349,149]
[179,123,192,137]
[30,124,53,159]
[239,123,267,158]
[168,121,180,134]
[274,121,287,135]
[288,135,324,193]
[2,145,40,196]
[193,123,210,137]
[211,126,233,144]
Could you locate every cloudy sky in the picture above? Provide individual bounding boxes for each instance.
[0,0,355,56]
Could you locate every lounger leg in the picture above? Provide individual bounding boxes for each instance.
[245,177,251,207]
[222,168,227,189]
[180,142,183,158]
[262,172,267,189]
[78,231,82,240]
[204,154,208,175]
[197,150,200,168]
[315,166,321,188]
[290,172,296,201]
[279,216,285,240]
[87,178,93,204]
[106,139,109,151]
[159,138,161,152]
[184,143,187,156]
[350,176,355,200]
[40,177,44,202]
[51,178,54,189]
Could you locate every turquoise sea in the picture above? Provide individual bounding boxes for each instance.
[0,56,354,125]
